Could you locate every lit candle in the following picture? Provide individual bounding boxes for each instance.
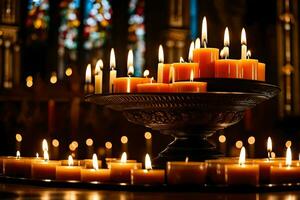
[192,17,219,78]
[270,147,300,184]
[56,155,82,181]
[31,139,60,180]
[131,154,165,185]
[137,70,171,93]
[109,48,117,93]
[110,152,142,183]
[167,158,207,185]
[84,64,94,93]
[215,27,241,78]
[225,147,259,186]
[81,154,110,182]
[94,59,103,94]
[157,45,164,83]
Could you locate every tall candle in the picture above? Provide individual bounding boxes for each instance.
[94,59,103,94]
[157,45,164,83]
[109,48,117,93]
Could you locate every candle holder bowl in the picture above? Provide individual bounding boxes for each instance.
[86,79,279,166]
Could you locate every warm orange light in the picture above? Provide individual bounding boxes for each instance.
[110,48,116,70]
[36,153,39,158]
[16,133,22,142]
[65,67,72,76]
[218,135,226,143]
[121,136,128,144]
[121,152,127,163]
[241,28,247,45]
[92,153,99,170]
[267,137,272,152]
[247,136,255,145]
[68,155,74,166]
[271,152,276,158]
[144,132,152,140]
[285,140,292,148]
[72,141,79,148]
[158,45,164,63]
[105,141,112,149]
[127,49,134,76]
[86,138,93,146]
[201,17,207,47]
[195,38,200,49]
[286,146,292,167]
[188,41,194,62]
[95,59,103,75]
[16,151,20,159]
[85,64,92,83]
[143,70,149,78]
[190,69,194,82]
[238,146,246,165]
[52,139,59,147]
[50,72,57,84]
[145,154,152,170]
[235,140,243,149]
[26,76,33,87]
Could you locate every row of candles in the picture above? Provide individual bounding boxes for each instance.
[85,17,266,94]
[1,137,300,185]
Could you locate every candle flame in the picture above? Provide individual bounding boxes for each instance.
[127,49,134,76]
[195,38,200,49]
[246,50,251,59]
[110,48,116,70]
[286,147,292,167]
[180,57,184,63]
[188,41,194,62]
[158,45,164,63]
[85,64,92,84]
[36,152,39,158]
[92,153,99,170]
[145,154,152,170]
[190,69,194,82]
[185,157,189,163]
[95,59,103,75]
[238,146,246,165]
[143,70,149,78]
[201,17,207,47]
[42,139,48,152]
[150,77,154,83]
[267,137,272,152]
[44,151,49,162]
[224,27,230,47]
[220,48,224,58]
[121,152,127,163]
[241,28,247,45]
[16,151,20,159]
[68,155,74,166]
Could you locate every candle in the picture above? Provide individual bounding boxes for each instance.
[56,155,82,181]
[81,154,110,182]
[258,62,266,81]
[110,152,142,183]
[109,48,117,93]
[270,147,300,184]
[84,64,94,93]
[131,154,165,185]
[157,45,164,83]
[173,43,199,81]
[94,59,103,94]
[192,17,219,78]
[225,147,259,186]
[80,159,102,169]
[215,27,241,78]
[137,83,171,93]
[114,77,152,93]
[167,158,207,185]
[32,139,60,180]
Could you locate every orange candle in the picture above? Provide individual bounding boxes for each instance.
[192,17,219,78]
[80,159,102,169]
[167,159,207,185]
[258,62,266,81]
[137,83,171,93]
[131,154,165,185]
[162,64,171,83]
[0,156,4,174]
[171,73,207,93]
[56,155,82,181]
[241,57,258,80]
[32,160,60,180]
[110,152,142,183]
[225,147,259,186]
[81,154,110,182]
[173,60,199,82]
[114,77,152,93]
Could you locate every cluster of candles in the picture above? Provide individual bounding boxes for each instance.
[85,17,266,94]
[1,137,300,186]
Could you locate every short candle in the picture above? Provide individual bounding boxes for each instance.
[56,155,82,181]
[81,154,110,182]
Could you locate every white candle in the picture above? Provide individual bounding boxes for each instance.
[95,59,103,94]
[127,50,134,93]
[157,45,164,83]
[109,48,117,93]
[241,28,247,59]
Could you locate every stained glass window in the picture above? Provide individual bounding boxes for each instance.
[26,0,50,41]
[128,0,145,77]
[83,0,112,50]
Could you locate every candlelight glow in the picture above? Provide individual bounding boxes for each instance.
[224,27,230,47]
[121,136,128,144]
[50,72,57,84]
[286,147,292,167]
[105,141,112,149]
[95,59,103,75]
[36,153,39,158]
[180,57,184,63]
[68,155,74,166]
[16,151,20,159]
[267,137,272,152]
[220,48,224,58]
[86,138,93,146]
[65,67,72,76]
[218,135,226,143]
[42,139,48,152]
[44,151,49,161]
[92,153,99,170]
[195,38,200,49]
[121,152,127,163]
[110,48,116,70]
[190,69,194,82]
[238,146,246,165]
[158,45,164,63]
[188,41,194,62]
[246,50,251,59]
[248,136,255,145]
[52,139,59,147]
[143,70,149,78]
[16,133,22,142]
[201,17,207,47]
[127,49,134,76]
[235,140,243,149]
[241,28,247,45]
[85,64,92,84]
[26,76,33,87]
[144,132,152,140]
[185,157,189,163]
[286,140,292,148]
[145,154,152,170]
